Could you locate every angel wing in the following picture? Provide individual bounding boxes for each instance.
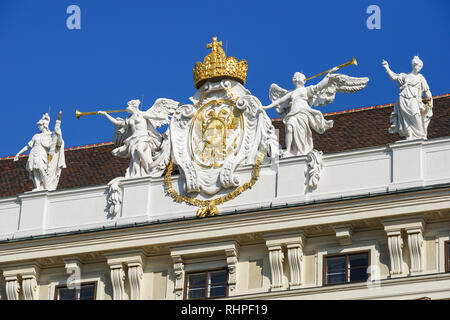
[113,117,128,147]
[269,83,290,119]
[144,98,181,128]
[308,73,369,107]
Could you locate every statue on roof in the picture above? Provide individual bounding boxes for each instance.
[97,98,179,178]
[265,59,369,157]
[382,56,433,140]
[14,111,66,191]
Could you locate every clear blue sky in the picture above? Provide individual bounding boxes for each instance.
[1,0,449,157]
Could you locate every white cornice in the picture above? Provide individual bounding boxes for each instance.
[0,187,448,265]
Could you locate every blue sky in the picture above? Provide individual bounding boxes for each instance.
[1,0,449,157]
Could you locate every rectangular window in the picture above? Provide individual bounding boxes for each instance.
[446,241,450,273]
[185,269,227,300]
[54,282,97,300]
[324,251,369,285]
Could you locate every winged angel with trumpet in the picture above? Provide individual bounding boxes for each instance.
[98,98,179,178]
[266,67,369,157]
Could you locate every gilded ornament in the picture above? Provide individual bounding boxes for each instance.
[193,37,248,89]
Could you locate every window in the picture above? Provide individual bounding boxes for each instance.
[446,241,450,272]
[185,269,227,300]
[54,282,97,300]
[323,251,369,285]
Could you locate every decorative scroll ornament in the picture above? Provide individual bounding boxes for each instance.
[106,177,123,217]
[306,149,323,191]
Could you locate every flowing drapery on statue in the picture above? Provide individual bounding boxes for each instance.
[14,112,66,191]
[267,70,369,157]
[382,56,433,140]
[98,98,179,178]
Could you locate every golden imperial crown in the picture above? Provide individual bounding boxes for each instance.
[193,37,248,89]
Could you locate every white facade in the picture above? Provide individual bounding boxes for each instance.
[1,136,450,299]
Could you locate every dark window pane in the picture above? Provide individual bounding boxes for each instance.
[210,271,227,285]
[350,267,368,282]
[349,253,368,282]
[447,244,450,271]
[58,287,76,300]
[349,253,368,268]
[327,256,346,271]
[189,273,206,288]
[188,288,205,299]
[79,284,95,300]
[327,272,346,284]
[209,285,226,298]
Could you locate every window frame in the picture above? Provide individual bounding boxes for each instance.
[183,267,228,300]
[322,250,371,286]
[54,281,98,300]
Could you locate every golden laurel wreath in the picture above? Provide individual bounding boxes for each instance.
[164,151,265,218]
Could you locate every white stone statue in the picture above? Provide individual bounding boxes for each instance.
[14,112,66,191]
[382,56,433,140]
[266,69,369,157]
[98,98,179,178]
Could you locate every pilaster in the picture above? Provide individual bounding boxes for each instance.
[171,255,184,300]
[105,249,145,300]
[265,232,306,290]
[225,246,240,296]
[388,139,425,191]
[108,263,126,300]
[16,190,48,237]
[2,263,41,300]
[117,177,151,225]
[382,216,425,277]
[5,275,20,300]
[405,219,425,275]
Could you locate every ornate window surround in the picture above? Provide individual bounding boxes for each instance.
[183,267,228,300]
[316,242,379,287]
[436,232,450,273]
[48,274,105,300]
[53,281,97,300]
[322,250,371,286]
[169,240,239,299]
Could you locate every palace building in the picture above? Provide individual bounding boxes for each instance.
[0,38,449,300]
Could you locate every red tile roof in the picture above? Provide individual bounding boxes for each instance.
[1,94,449,198]
[273,94,450,153]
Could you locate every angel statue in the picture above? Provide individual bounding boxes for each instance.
[266,67,369,157]
[14,112,66,191]
[382,56,433,140]
[98,98,179,178]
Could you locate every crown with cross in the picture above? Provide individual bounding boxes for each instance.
[193,37,248,89]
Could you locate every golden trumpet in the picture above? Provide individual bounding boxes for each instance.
[305,57,358,81]
[75,109,127,119]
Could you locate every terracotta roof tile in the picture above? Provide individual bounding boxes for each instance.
[1,94,449,197]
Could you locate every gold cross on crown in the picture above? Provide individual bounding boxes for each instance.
[206,37,222,52]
